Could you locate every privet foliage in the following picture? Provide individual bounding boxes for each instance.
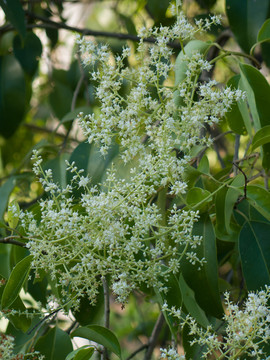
[1,0,270,359]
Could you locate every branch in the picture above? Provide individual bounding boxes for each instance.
[0,12,181,49]
[144,313,165,360]
[126,344,148,360]
[0,236,27,248]
[102,277,110,360]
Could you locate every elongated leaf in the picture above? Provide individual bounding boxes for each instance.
[1,255,33,309]
[186,187,212,211]
[226,0,270,52]
[13,32,42,76]
[155,266,183,340]
[239,63,270,169]
[252,125,270,150]
[239,221,270,290]
[246,185,270,221]
[7,295,31,332]
[215,176,244,242]
[35,326,73,360]
[0,176,17,222]
[66,347,95,360]
[226,75,248,135]
[0,55,27,138]
[71,325,122,359]
[43,153,69,189]
[258,18,270,43]
[181,213,223,319]
[174,40,211,107]
[179,274,209,328]
[0,0,26,39]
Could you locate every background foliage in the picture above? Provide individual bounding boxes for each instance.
[1,0,270,359]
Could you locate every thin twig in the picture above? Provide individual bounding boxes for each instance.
[126,344,148,360]
[0,236,27,248]
[233,134,240,176]
[3,11,180,49]
[144,313,165,360]
[102,277,110,360]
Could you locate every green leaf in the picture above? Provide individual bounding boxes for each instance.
[215,176,244,242]
[1,255,33,309]
[186,187,212,211]
[60,107,92,124]
[13,32,42,77]
[246,185,270,221]
[0,176,17,222]
[182,322,205,360]
[49,80,73,119]
[146,0,171,23]
[174,40,211,108]
[67,141,118,194]
[239,221,270,290]
[155,267,183,340]
[226,75,248,135]
[71,325,122,359]
[251,18,270,54]
[6,295,31,332]
[258,18,270,43]
[66,347,95,360]
[239,63,270,170]
[0,55,27,138]
[181,213,223,319]
[0,0,26,40]
[251,125,270,150]
[43,153,69,189]
[35,326,73,360]
[73,289,104,326]
[179,274,209,328]
[226,0,270,52]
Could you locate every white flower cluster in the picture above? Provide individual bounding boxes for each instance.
[18,10,244,309]
[0,333,44,360]
[160,347,185,360]
[162,286,270,359]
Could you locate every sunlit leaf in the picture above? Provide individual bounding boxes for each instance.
[71,325,122,359]
[1,255,32,309]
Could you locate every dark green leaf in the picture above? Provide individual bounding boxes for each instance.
[195,0,217,9]
[49,81,73,119]
[35,326,73,360]
[182,323,205,360]
[179,274,209,328]
[155,267,183,340]
[239,63,270,170]
[73,289,104,326]
[239,221,270,290]
[181,213,223,318]
[6,295,31,332]
[146,0,171,23]
[246,185,270,221]
[0,55,27,138]
[226,0,270,52]
[0,0,26,39]
[0,176,17,222]
[13,32,42,77]
[215,176,244,242]
[1,255,33,309]
[67,142,118,193]
[43,153,69,189]
[251,125,270,150]
[0,245,11,279]
[71,325,122,359]
[226,75,248,135]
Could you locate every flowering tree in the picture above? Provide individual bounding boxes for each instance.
[1,0,270,359]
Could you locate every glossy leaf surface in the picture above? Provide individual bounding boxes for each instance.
[71,325,122,359]
[239,221,270,290]
[1,255,32,309]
